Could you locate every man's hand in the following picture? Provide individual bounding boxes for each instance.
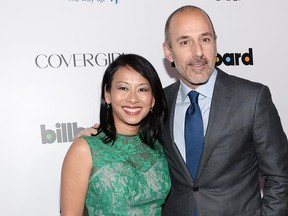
[74,123,99,140]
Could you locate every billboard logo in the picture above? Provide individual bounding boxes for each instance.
[40,122,85,144]
[171,48,253,68]
[216,48,253,66]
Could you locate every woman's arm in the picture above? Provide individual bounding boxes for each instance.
[60,138,92,216]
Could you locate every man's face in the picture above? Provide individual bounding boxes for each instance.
[163,10,217,89]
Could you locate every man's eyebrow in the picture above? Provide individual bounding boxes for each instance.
[176,35,190,42]
[200,32,213,37]
[176,32,213,42]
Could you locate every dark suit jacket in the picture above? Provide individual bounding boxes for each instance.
[162,68,288,216]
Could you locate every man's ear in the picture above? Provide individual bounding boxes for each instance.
[163,43,174,63]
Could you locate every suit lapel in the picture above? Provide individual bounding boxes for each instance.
[164,81,193,182]
[164,70,236,183]
[197,69,235,179]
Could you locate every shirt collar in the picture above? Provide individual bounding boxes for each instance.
[179,68,217,102]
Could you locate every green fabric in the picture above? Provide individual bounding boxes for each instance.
[83,132,171,216]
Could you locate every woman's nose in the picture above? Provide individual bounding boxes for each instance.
[127,91,138,103]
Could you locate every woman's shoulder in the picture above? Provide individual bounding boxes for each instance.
[62,137,92,171]
[153,139,164,151]
[81,130,106,141]
[67,137,91,156]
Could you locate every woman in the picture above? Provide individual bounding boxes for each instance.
[60,54,171,215]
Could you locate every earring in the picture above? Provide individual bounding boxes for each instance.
[150,107,154,113]
[106,102,111,109]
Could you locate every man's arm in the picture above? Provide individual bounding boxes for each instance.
[253,86,288,215]
[74,124,99,139]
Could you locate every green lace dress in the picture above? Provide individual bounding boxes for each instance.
[83,132,171,216]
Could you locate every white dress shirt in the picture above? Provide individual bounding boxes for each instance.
[173,69,217,161]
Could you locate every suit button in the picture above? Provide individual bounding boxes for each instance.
[193,186,199,191]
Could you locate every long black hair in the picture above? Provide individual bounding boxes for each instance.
[98,53,167,148]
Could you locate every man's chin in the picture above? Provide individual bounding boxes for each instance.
[193,80,209,86]
[187,77,209,86]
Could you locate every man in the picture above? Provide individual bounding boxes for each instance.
[77,5,288,215]
[161,5,288,216]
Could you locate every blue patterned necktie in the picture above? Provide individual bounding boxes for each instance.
[185,91,204,180]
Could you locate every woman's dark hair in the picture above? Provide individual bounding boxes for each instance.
[98,53,167,148]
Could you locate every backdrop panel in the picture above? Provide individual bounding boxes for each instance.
[0,0,287,215]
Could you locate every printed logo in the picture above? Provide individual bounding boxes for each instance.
[68,0,119,4]
[216,48,253,66]
[216,0,240,1]
[40,122,85,144]
[35,52,123,69]
[171,48,253,68]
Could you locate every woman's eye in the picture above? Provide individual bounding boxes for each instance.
[119,86,127,90]
[139,88,148,92]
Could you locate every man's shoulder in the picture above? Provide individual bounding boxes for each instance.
[216,67,265,89]
[164,80,180,94]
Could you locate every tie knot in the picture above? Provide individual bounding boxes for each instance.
[188,91,199,104]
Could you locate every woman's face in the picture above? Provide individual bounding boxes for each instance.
[105,66,155,135]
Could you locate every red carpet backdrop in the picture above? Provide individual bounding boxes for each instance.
[0,0,287,215]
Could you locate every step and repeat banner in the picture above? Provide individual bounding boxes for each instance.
[1,0,287,215]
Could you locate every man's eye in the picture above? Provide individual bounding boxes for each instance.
[202,38,210,43]
[180,41,189,45]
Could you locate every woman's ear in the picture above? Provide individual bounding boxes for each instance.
[152,97,155,108]
[104,85,111,104]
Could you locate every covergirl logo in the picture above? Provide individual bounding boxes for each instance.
[35,52,123,69]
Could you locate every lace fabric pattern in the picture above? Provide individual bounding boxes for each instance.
[83,132,171,216]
